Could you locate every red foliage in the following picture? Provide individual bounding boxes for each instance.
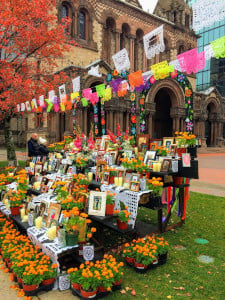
[0,0,77,120]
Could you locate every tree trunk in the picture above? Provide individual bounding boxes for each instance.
[4,117,17,166]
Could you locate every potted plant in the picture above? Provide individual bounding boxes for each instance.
[133,239,157,271]
[106,192,116,215]
[175,132,197,158]
[41,263,58,286]
[108,168,117,184]
[146,177,163,209]
[123,242,136,264]
[63,217,80,246]
[22,266,42,291]
[9,192,23,216]
[79,264,99,298]
[155,237,169,265]
[114,205,131,230]
[68,267,82,290]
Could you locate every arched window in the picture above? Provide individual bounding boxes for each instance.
[60,2,72,36]
[173,11,177,23]
[178,45,185,55]
[120,23,130,51]
[134,29,144,71]
[104,17,116,65]
[79,11,86,40]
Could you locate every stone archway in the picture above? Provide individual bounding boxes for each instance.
[145,78,186,138]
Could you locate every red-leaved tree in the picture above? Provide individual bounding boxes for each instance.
[0,0,75,165]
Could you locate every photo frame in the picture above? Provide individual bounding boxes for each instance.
[160,159,172,173]
[102,171,110,185]
[88,191,106,217]
[96,161,107,182]
[150,143,158,151]
[95,137,102,151]
[116,152,124,165]
[41,185,48,193]
[123,173,132,188]
[170,144,177,157]
[130,181,140,192]
[163,137,174,150]
[150,139,163,147]
[67,166,76,174]
[182,153,191,168]
[137,134,149,151]
[124,150,133,159]
[77,192,89,211]
[46,203,61,227]
[144,150,157,165]
[109,150,118,164]
[35,164,43,175]
[131,173,140,182]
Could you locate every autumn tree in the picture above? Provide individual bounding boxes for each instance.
[0,0,75,165]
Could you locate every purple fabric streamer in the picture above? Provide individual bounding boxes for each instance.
[110,78,122,93]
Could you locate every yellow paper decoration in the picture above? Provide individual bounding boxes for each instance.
[71,92,80,100]
[151,61,174,80]
[211,36,225,59]
[103,87,112,101]
[60,103,65,111]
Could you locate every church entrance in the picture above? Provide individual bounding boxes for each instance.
[153,88,173,138]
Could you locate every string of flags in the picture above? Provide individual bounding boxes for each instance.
[16,30,225,114]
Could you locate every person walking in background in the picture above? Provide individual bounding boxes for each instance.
[39,137,49,156]
[28,133,41,157]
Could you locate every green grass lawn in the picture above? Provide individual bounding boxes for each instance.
[105,192,225,300]
[0,161,26,168]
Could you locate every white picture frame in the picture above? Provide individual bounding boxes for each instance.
[88,191,106,217]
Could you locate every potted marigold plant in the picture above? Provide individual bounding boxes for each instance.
[68,267,82,291]
[123,242,136,265]
[105,191,116,215]
[146,177,164,209]
[63,216,81,247]
[114,205,131,230]
[9,192,23,216]
[175,131,197,158]
[41,263,58,286]
[155,237,169,265]
[79,264,99,298]
[22,264,43,292]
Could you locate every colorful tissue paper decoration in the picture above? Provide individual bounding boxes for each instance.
[177,48,205,75]
[82,88,92,100]
[210,36,225,59]
[90,92,99,105]
[103,87,112,101]
[128,70,144,88]
[110,78,122,93]
[130,92,136,137]
[101,98,106,135]
[96,83,106,98]
[151,61,174,80]
[117,81,128,97]
[93,103,99,136]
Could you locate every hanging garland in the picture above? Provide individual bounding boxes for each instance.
[93,103,99,136]
[130,92,136,137]
[101,98,106,135]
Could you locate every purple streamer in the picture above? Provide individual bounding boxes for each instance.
[110,78,122,93]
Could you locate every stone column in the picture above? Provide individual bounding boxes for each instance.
[175,117,180,132]
[129,37,135,73]
[148,114,153,137]
[109,111,113,132]
[115,31,121,52]
[210,122,214,146]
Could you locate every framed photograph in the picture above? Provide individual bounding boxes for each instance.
[150,139,163,147]
[77,192,89,211]
[163,137,174,149]
[137,134,149,151]
[170,144,177,157]
[67,166,76,174]
[35,164,43,175]
[141,144,148,154]
[182,153,191,167]
[46,203,61,227]
[160,159,172,172]
[102,171,110,185]
[43,162,48,172]
[144,150,157,165]
[118,169,126,178]
[95,137,102,151]
[59,212,69,225]
[131,173,140,182]
[39,200,49,217]
[49,219,58,228]
[41,185,48,193]
[124,173,132,188]
[124,150,133,159]
[88,191,106,217]
[110,150,118,164]
[96,161,107,181]
[116,152,123,165]
[150,143,158,151]
[130,181,140,192]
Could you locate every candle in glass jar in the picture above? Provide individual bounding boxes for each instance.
[114,177,119,186]
[153,162,157,172]
[157,162,162,172]
[134,147,138,155]
[22,215,28,222]
[118,177,123,186]
[35,216,42,229]
[88,172,93,182]
[47,226,57,240]
[20,208,25,219]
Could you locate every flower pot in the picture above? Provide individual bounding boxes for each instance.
[117,220,128,230]
[109,176,115,184]
[113,278,122,286]
[98,286,108,293]
[174,176,183,185]
[176,148,187,157]
[134,261,148,270]
[106,203,115,215]
[42,278,55,285]
[17,277,23,284]
[71,282,81,290]
[22,283,39,292]
[158,252,168,265]
[187,146,197,159]
[65,232,78,247]
[125,257,136,264]
[10,206,20,216]
[80,288,97,298]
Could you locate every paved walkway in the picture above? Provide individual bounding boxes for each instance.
[190,153,225,197]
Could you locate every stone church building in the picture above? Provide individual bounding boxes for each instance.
[2,0,224,147]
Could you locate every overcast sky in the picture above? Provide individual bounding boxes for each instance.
[139,0,158,13]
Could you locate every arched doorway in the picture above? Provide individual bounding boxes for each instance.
[152,89,173,138]
[205,102,217,146]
